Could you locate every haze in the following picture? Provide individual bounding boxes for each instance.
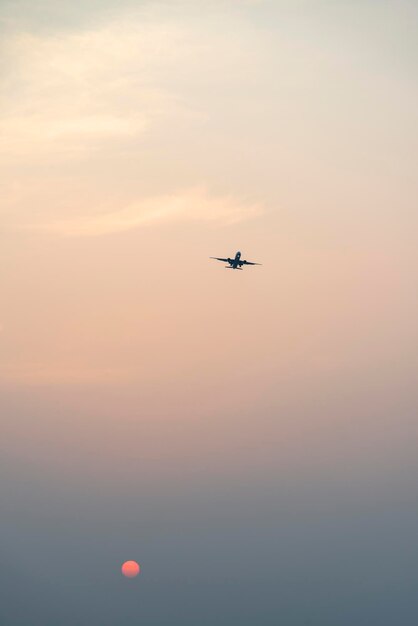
[1,1,418,624]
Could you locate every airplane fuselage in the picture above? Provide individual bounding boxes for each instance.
[227,251,242,269]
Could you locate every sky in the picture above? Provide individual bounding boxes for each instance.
[1,0,418,624]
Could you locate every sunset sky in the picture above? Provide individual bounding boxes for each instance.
[1,1,418,624]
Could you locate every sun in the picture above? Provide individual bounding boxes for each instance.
[121,560,141,578]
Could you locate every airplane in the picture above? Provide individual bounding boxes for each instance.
[210,251,261,270]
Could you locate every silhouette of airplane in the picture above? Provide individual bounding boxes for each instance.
[210,251,261,270]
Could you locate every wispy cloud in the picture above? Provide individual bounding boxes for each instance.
[0,5,267,231]
[28,187,262,236]
[0,20,182,158]
[0,4,267,160]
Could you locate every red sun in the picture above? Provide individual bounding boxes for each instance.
[121,560,141,578]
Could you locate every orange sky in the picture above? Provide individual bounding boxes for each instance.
[1,4,418,622]
[2,0,418,465]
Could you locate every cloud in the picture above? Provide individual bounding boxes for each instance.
[0,4,267,160]
[0,20,182,159]
[28,187,262,236]
[0,6,266,231]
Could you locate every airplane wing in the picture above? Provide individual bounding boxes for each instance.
[241,260,262,265]
[210,257,229,262]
